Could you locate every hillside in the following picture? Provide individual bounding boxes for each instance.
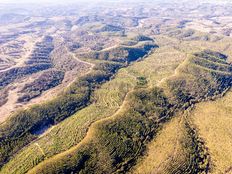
[0,1,232,174]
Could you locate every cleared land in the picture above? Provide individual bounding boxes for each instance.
[1,1,232,173]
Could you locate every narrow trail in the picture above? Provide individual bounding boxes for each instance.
[26,36,232,173]
[0,45,95,124]
[0,45,97,153]
[27,48,159,173]
[76,87,135,146]
[27,88,135,174]
[27,60,146,173]
[30,53,94,137]
[29,44,95,105]
[28,72,165,172]
[35,143,46,157]
[156,61,181,88]
[6,43,131,169]
[69,50,95,69]
[16,37,42,67]
[0,34,45,74]
[63,35,95,70]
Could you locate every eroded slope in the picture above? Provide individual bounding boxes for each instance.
[26,50,232,174]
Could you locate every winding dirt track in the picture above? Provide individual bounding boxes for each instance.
[0,43,94,124]
[27,69,168,173]
[27,85,135,174]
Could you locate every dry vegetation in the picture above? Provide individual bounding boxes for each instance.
[1,1,232,173]
[23,49,231,174]
[191,91,232,174]
[130,115,193,174]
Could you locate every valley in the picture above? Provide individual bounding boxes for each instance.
[0,0,232,174]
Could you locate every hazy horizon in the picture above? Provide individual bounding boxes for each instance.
[1,0,231,4]
[0,0,110,4]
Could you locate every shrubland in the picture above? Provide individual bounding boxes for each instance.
[27,50,232,174]
[0,38,156,170]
